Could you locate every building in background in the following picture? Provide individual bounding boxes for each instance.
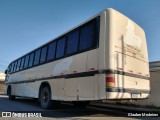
[133,61,160,107]
[0,72,5,94]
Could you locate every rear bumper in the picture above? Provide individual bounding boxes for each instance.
[106,87,150,94]
[106,87,150,99]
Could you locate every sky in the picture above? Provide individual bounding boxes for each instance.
[0,0,160,72]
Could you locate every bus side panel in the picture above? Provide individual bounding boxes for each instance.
[66,48,87,75]
[49,79,58,100]
[57,78,65,100]
[64,76,95,101]
[98,11,108,70]
[97,11,108,99]
[11,79,58,100]
[87,49,99,100]
[87,49,98,71]
[97,74,106,99]
[11,82,40,98]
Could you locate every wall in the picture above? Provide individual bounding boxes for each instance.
[0,73,5,94]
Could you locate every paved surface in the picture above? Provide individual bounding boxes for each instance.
[90,102,160,112]
[0,95,159,120]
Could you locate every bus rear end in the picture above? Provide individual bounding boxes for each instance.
[106,9,150,100]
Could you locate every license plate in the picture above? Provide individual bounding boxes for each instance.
[131,93,139,98]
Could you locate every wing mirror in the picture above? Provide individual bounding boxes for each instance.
[5,69,8,74]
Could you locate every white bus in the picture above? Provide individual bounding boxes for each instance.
[5,8,150,109]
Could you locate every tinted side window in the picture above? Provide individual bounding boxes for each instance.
[16,59,21,71]
[95,17,100,45]
[13,61,17,72]
[56,38,65,58]
[79,22,94,51]
[11,62,14,73]
[24,55,29,69]
[67,30,79,55]
[47,42,56,61]
[33,49,41,65]
[40,47,47,63]
[8,65,11,74]
[9,65,12,73]
[20,57,25,70]
[29,53,34,67]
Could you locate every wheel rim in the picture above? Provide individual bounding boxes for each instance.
[42,91,49,103]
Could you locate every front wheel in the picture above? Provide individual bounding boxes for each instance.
[40,86,52,109]
[8,87,15,100]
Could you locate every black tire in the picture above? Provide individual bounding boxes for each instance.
[8,87,15,100]
[40,86,52,109]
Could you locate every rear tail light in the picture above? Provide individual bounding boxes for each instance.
[106,74,115,87]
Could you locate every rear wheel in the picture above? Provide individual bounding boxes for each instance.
[40,86,52,109]
[8,87,15,100]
